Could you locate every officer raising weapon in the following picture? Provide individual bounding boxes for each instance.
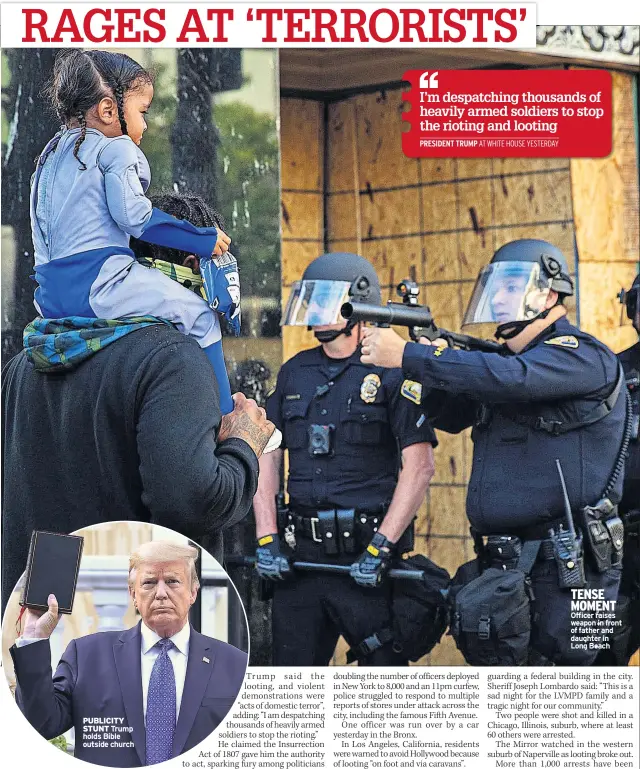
[361,239,627,666]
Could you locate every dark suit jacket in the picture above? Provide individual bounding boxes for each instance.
[11,622,247,767]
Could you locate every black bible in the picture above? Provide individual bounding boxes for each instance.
[20,531,84,615]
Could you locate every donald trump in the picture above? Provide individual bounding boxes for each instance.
[10,541,247,766]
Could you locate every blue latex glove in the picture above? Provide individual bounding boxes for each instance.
[350,532,394,588]
[256,534,293,582]
[200,252,241,336]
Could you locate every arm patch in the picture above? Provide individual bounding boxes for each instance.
[544,335,579,349]
[401,379,423,404]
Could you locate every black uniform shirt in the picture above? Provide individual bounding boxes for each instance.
[402,317,626,534]
[619,341,640,514]
[266,346,437,510]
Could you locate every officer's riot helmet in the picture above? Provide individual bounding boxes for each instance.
[620,273,640,333]
[462,240,574,334]
[282,252,381,327]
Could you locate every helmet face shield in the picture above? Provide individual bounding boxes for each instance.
[462,261,552,327]
[282,280,352,327]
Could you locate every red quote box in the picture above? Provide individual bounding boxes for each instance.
[402,69,612,158]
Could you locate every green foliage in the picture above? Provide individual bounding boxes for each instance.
[213,100,281,298]
[49,734,68,753]
[143,60,177,193]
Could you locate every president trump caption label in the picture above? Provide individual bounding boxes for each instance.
[402,69,612,158]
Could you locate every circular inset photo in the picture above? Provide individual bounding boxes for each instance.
[2,521,249,766]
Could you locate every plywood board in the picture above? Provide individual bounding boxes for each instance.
[578,261,639,352]
[360,187,420,240]
[281,191,323,241]
[427,486,468,537]
[571,71,639,266]
[494,156,570,176]
[361,235,423,288]
[328,99,357,194]
[492,170,572,227]
[457,228,496,283]
[282,325,317,364]
[421,183,459,234]
[420,157,455,184]
[456,178,494,235]
[456,158,493,180]
[430,429,467,487]
[354,90,419,190]
[281,240,325,287]
[428,535,467,585]
[423,232,460,283]
[280,98,324,191]
[326,192,359,242]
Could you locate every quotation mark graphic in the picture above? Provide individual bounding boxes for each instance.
[419,71,439,89]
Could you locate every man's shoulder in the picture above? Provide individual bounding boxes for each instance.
[281,346,322,371]
[197,632,248,662]
[74,627,136,650]
[538,320,616,359]
[92,324,203,374]
[2,325,199,382]
[277,347,322,384]
[193,632,248,680]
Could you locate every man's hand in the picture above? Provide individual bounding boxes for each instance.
[218,392,275,458]
[22,594,61,640]
[255,534,293,582]
[350,533,394,588]
[212,228,231,257]
[360,327,407,368]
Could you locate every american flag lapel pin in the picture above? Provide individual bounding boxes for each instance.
[203,656,210,663]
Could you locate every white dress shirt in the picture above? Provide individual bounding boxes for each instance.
[140,621,191,723]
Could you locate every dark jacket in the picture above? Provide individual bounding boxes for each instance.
[11,622,247,766]
[619,340,639,514]
[2,325,258,609]
[402,317,627,533]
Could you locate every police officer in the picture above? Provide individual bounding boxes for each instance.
[252,252,437,665]
[597,274,640,665]
[362,239,626,666]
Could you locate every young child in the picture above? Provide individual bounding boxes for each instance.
[31,50,237,413]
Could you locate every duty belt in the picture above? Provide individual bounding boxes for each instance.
[284,508,385,546]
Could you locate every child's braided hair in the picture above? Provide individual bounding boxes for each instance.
[43,50,153,169]
[131,192,226,265]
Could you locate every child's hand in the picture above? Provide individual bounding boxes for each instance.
[212,228,231,257]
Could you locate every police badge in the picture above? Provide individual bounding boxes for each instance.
[360,373,381,403]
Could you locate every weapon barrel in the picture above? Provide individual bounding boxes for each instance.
[342,302,503,352]
[341,301,434,328]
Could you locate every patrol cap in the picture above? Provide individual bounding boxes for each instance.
[282,252,381,326]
